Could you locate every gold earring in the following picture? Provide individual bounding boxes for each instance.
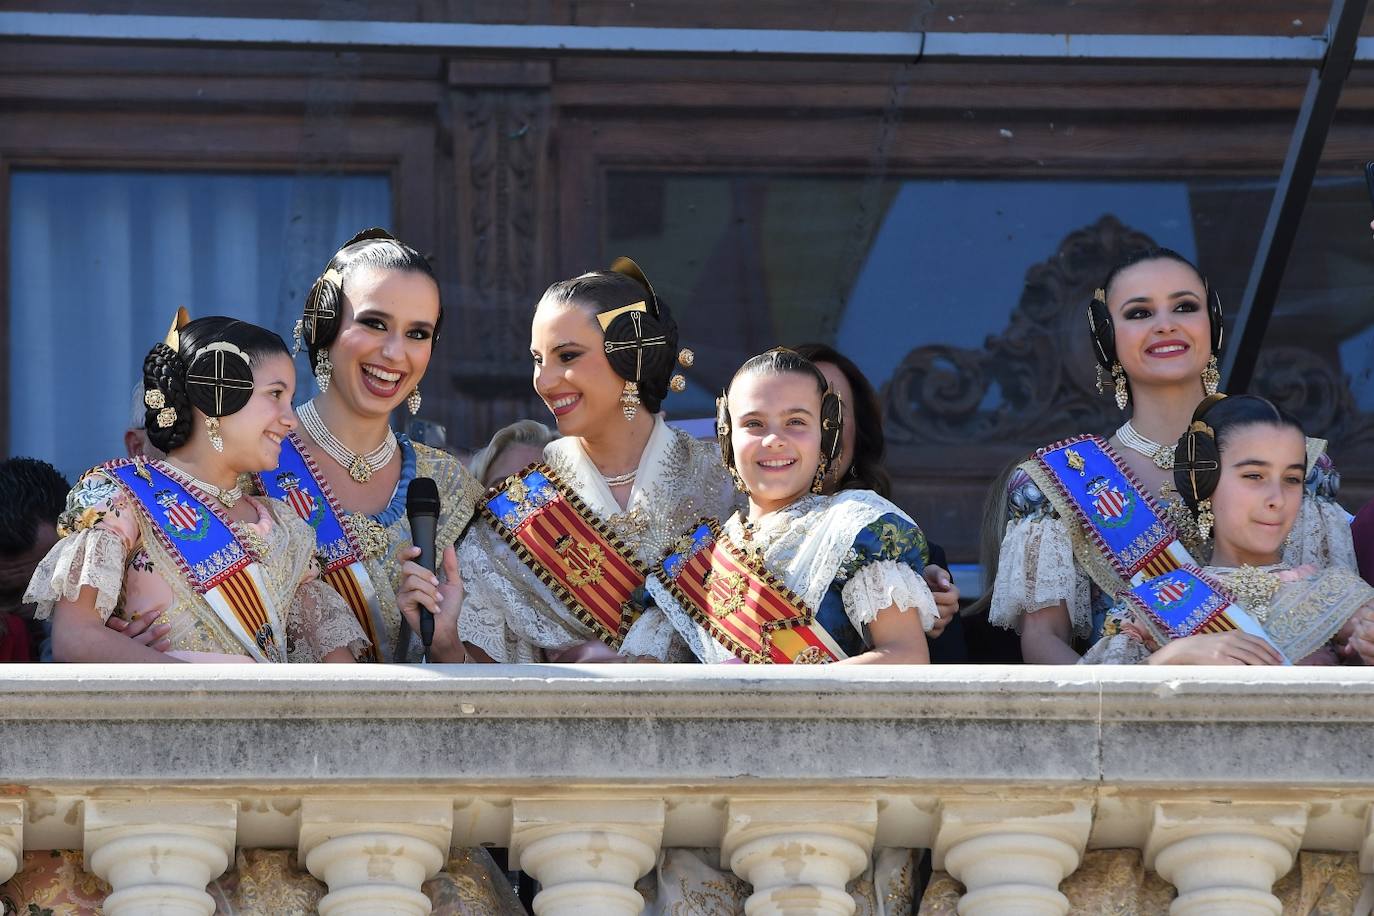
[1196,498,1214,541]
[1202,354,1220,397]
[669,374,687,393]
[619,380,641,422]
[407,386,422,415]
[206,417,224,453]
[811,458,828,495]
[314,351,332,393]
[291,319,305,356]
[1112,362,1129,411]
[1095,365,1106,395]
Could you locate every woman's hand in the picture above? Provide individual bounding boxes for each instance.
[1148,632,1284,665]
[396,544,466,663]
[104,611,172,653]
[924,565,959,639]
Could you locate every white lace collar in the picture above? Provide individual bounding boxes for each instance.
[544,414,674,520]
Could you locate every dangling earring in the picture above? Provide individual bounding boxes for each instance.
[206,417,224,453]
[1196,498,1214,541]
[1202,354,1220,397]
[314,350,333,393]
[291,319,305,356]
[1095,365,1107,395]
[1112,362,1129,411]
[811,458,829,495]
[729,467,748,494]
[407,386,422,415]
[619,380,641,422]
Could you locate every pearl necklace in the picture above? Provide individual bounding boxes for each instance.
[601,468,637,488]
[162,461,243,509]
[299,400,398,484]
[1116,420,1176,470]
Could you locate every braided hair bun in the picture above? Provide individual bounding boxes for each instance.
[1172,394,1303,512]
[142,342,194,453]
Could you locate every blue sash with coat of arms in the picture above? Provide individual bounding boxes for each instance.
[255,433,386,661]
[105,459,286,662]
[1032,435,1194,587]
[1123,566,1290,664]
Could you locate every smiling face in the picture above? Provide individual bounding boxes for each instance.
[324,265,439,419]
[530,298,627,437]
[728,370,824,517]
[1107,258,1212,393]
[1209,423,1307,567]
[211,352,298,473]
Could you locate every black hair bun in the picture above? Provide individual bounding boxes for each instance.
[603,307,679,414]
[185,345,255,418]
[342,227,396,248]
[302,274,343,356]
[142,342,193,453]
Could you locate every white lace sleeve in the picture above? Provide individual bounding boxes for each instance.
[1284,496,1357,573]
[286,577,370,662]
[989,514,1093,639]
[24,527,129,622]
[841,559,939,633]
[619,606,693,661]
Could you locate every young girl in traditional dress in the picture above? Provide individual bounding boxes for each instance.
[1122,394,1374,666]
[989,248,1354,663]
[26,315,366,663]
[459,259,736,663]
[650,347,936,666]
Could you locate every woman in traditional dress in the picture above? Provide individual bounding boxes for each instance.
[26,314,367,664]
[458,258,736,663]
[922,396,1373,915]
[249,228,485,664]
[988,248,1354,663]
[636,348,930,915]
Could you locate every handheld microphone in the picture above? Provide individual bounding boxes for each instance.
[405,477,441,649]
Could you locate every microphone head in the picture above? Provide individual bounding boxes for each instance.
[406,476,441,517]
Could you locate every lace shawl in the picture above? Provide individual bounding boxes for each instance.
[459,416,737,662]
[1202,565,1373,662]
[25,468,368,660]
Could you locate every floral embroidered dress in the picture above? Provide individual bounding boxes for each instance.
[255,433,483,662]
[24,461,368,662]
[990,438,1355,660]
[459,414,737,662]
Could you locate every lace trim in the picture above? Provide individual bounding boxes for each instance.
[286,577,371,662]
[989,514,1093,638]
[841,559,939,632]
[24,526,129,622]
[1078,632,1150,665]
[1284,496,1357,573]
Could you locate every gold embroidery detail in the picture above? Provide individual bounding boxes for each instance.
[555,535,606,587]
[346,512,389,560]
[704,568,748,618]
[792,645,830,664]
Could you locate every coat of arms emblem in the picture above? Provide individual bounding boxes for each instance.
[1086,475,1134,527]
[555,535,606,588]
[155,489,210,540]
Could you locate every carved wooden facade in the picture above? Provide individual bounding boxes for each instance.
[3,1,1374,560]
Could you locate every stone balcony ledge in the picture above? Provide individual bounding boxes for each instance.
[2,665,1373,914]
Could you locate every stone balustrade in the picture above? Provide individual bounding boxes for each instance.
[2,664,1373,914]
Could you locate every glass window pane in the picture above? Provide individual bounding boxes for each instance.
[8,170,390,479]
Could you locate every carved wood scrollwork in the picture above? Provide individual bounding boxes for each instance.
[451,86,550,392]
[883,215,1159,447]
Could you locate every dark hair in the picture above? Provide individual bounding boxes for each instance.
[142,317,290,454]
[539,269,680,414]
[303,229,439,365]
[791,342,891,498]
[719,348,843,481]
[1101,247,1205,300]
[0,458,69,556]
[1173,394,1306,512]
